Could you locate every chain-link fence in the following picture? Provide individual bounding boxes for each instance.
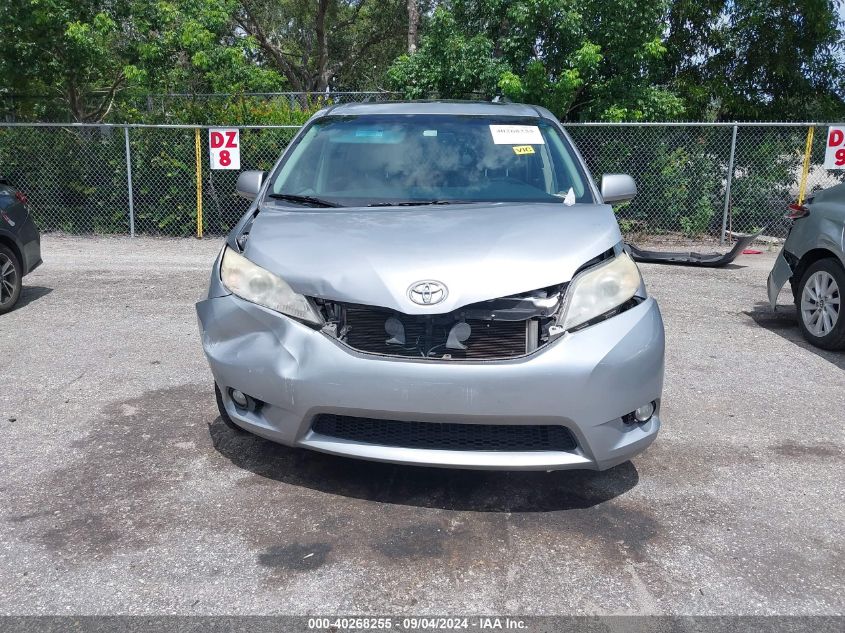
[1,91,400,124]
[0,121,841,240]
[567,122,843,241]
[0,124,300,236]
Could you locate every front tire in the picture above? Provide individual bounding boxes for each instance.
[795,258,845,350]
[0,245,22,315]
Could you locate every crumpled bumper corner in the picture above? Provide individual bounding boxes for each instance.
[768,251,794,308]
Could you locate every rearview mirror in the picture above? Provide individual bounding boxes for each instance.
[235,170,266,201]
[600,174,637,204]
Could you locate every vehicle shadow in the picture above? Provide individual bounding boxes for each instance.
[12,285,52,311]
[745,301,845,369]
[208,419,639,512]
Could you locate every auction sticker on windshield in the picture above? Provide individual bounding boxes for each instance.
[489,124,544,145]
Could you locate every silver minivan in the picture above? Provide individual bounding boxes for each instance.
[196,101,665,470]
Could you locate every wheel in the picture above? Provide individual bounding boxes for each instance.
[0,245,22,315]
[795,258,845,350]
[214,383,247,433]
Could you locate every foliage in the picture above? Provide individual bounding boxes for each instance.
[663,0,845,121]
[387,7,508,98]
[2,1,842,124]
[236,0,411,92]
[389,0,687,121]
[388,0,844,122]
[127,95,324,126]
[0,0,286,122]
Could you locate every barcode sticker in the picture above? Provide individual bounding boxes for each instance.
[489,125,544,145]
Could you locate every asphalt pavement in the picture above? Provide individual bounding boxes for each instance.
[0,235,842,615]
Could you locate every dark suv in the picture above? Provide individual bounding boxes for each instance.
[0,177,41,314]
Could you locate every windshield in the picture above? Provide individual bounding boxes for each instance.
[267,114,593,207]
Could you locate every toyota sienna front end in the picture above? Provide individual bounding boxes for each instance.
[196,101,665,470]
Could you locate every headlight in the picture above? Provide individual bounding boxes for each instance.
[220,247,322,325]
[559,252,642,331]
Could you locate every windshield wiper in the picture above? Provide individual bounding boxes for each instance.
[368,200,475,207]
[267,193,340,208]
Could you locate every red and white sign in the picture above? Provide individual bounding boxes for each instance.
[209,128,240,170]
[823,126,845,169]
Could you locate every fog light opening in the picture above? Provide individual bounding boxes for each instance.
[228,388,262,412]
[623,401,656,425]
[230,389,248,407]
[635,402,655,423]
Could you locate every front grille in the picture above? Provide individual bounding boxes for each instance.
[311,414,578,452]
[342,305,528,360]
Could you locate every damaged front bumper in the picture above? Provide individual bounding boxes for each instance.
[767,250,794,309]
[196,293,665,471]
[626,229,764,267]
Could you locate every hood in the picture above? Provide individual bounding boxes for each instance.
[244,202,621,314]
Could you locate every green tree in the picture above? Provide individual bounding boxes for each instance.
[0,0,285,122]
[662,0,845,120]
[388,7,508,98]
[0,0,144,121]
[389,0,685,121]
[236,0,409,92]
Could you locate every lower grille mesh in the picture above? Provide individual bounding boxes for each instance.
[311,414,578,452]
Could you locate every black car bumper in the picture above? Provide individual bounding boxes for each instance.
[0,213,41,276]
[18,214,41,275]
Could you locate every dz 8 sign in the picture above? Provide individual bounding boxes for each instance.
[209,128,240,170]
[824,126,845,170]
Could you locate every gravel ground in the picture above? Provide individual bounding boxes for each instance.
[0,234,842,616]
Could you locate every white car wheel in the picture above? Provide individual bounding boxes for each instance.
[796,259,845,350]
[801,270,839,336]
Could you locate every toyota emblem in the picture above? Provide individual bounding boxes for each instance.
[408,280,448,305]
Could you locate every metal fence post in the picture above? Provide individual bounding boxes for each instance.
[720,124,738,245]
[195,128,203,239]
[4,119,842,240]
[124,126,135,237]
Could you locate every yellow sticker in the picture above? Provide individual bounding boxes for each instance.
[513,145,535,155]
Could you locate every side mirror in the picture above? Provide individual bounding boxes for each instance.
[235,170,266,201]
[600,174,637,204]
